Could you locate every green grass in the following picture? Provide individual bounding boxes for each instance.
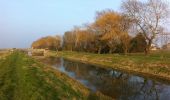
[0,52,110,100]
[52,51,170,81]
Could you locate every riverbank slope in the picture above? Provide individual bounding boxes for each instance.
[0,52,110,100]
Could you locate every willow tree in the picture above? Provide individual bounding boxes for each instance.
[122,0,169,54]
[93,10,132,54]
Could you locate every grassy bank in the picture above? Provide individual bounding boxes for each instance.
[0,52,110,100]
[50,51,170,82]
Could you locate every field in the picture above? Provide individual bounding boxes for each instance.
[52,51,170,82]
[0,52,110,100]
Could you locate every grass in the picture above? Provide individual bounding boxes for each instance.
[0,51,9,60]
[0,52,111,100]
[50,51,170,82]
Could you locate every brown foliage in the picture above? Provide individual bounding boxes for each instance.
[93,10,132,53]
[63,31,76,51]
[32,36,61,50]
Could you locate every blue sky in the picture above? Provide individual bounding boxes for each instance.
[0,0,122,48]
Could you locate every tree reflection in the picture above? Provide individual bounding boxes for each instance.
[41,57,170,100]
[62,59,170,100]
[39,57,61,67]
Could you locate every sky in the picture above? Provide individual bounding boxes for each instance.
[0,0,122,48]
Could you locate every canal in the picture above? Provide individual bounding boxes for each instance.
[40,57,170,100]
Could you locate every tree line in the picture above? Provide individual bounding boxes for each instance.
[32,0,169,55]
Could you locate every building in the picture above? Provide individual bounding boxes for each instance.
[162,43,170,50]
[150,44,159,51]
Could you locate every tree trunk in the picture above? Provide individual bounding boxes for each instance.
[109,49,112,54]
[98,47,102,54]
[124,48,128,55]
[145,40,152,55]
[71,46,73,51]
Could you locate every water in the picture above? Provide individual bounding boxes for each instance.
[40,57,170,100]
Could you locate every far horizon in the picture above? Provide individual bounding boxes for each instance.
[0,0,121,48]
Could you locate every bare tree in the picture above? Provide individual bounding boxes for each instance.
[63,31,76,51]
[122,0,169,54]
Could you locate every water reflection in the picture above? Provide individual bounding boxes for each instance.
[40,57,170,100]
